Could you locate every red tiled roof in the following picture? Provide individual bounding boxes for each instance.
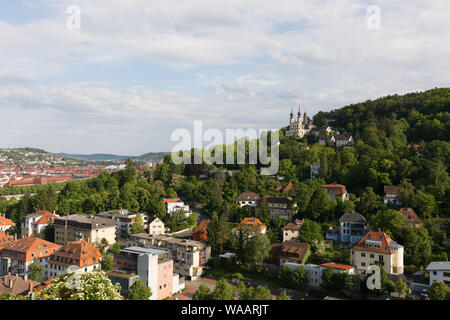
[236,192,261,202]
[0,216,15,227]
[384,186,401,195]
[399,208,421,224]
[352,230,394,255]
[163,198,181,203]
[34,210,58,225]
[235,217,266,232]
[48,240,101,268]
[320,262,355,270]
[321,183,348,194]
[1,237,60,262]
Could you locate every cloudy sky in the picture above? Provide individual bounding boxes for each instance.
[0,0,449,155]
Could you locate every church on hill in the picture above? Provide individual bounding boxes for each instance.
[285,106,316,138]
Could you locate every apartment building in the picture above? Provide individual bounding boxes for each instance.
[97,209,149,237]
[47,240,102,279]
[0,237,60,279]
[298,262,356,287]
[21,210,59,238]
[112,246,184,299]
[350,230,404,275]
[53,214,116,247]
[129,233,211,281]
[326,211,368,244]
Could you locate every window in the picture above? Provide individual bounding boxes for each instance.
[370,254,374,258]
[361,262,366,267]
[361,253,366,257]
[379,255,384,262]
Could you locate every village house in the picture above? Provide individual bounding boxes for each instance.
[265,196,296,220]
[193,220,210,243]
[282,219,304,242]
[0,215,15,232]
[148,216,166,236]
[53,214,116,248]
[399,208,422,227]
[0,237,60,279]
[47,239,102,279]
[319,135,335,146]
[326,211,368,244]
[299,262,356,287]
[129,233,211,281]
[321,183,349,201]
[350,230,404,275]
[426,261,450,286]
[383,186,402,205]
[335,134,353,148]
[163,198,192,217]
[236,192,261,208]
[312,126,333,137]
[21,210,59,238]
[233,217,267,238]
[270,241,311,267]
[97,209,149,237]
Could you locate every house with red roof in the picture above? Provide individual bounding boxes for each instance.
[0,237,60,279]
[193,220,211,243]
[236,192,261,208]
[0,231,14,251]
[399,208,422,228]
[21,210,59,238]
[282,219,304,242]
[350,230,404,275]
[321,183,349,201]
[233,217,267,238]
[301,262,356,287]
[0,215,15,232]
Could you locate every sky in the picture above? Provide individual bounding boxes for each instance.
[0,0,449,155]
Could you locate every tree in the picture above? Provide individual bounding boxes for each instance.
[401,227,432,267]
[128,280,152,300]
[95,238,110,254]
[101,254,114,272]
[240,233,271,268]
[0,293,28,300]
[277,291,291,300]
[193,284,211,300]
[291,266,307,289]
[29,258,44,282]
[41,270,123,300]
[394,277,407,296]
[281,265,292,285]
[111,242,122,256]
[131,212,145,234]
[210,280,235,300]
[321,266,334,290]
[428,281,449,300]
[297,219,324,245]
[240,286,272,300]
[207,212,231,253]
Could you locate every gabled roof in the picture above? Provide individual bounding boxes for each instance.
[0,216,15,227]
[399,208,421,224]
[275,182,294,193]
[265,196,291,204]
[282,220,303,231]
[383,186,401,195]
[0,230,14,248]
[426,261,450,271]
[321,183,348,194]
[271,241,310,262]
[0,274,40,296]
[49,240,101,268]
[236,192,261,202]
[1,237,60,262]
[163,198,181,203]
[34,210,58,225]
[352,230,402,255]
[339,211,366,223]
[194,220,211,235]
[235,217,266,232]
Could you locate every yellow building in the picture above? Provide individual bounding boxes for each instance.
[350,230,404,275]
[54,214,116,248]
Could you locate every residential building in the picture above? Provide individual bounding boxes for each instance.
[148,216,166,236]
[233,217,267,238]
[282,219,304,242]
[275,182,295,193]
[335,134,353,147]
[270,241,311,266]
[383,186,402,205]
[319,135,335,146]
[21,210,59,238]
[47,240,102,279]
[326,211,368,244]
[0,274,40,298]
[426,261,450,286]
[321,183,349,201]
[163,198,192,218]
[112,246,184,300]
[53,214,116,248]
[97,209,149,237]
[0,237,60,279]
[265,196,295,220]
[298,263,355,287]
[0,215,15,232]
[399,208,422,227]
[312,126,333,137]
[285,106,316,138]
[236,192,261,208]
[129,234,211,281]
[193,220,210,242]
[310,162,320,179]
[350,230,404,275]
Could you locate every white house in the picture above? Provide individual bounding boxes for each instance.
[426,261,450,286]
[163,199,192,218]
[236,192,261,208]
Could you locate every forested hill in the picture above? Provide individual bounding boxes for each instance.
[313,88,450,142]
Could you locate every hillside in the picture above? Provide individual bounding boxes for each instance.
[0,148,84,166]
[59,152,167,162]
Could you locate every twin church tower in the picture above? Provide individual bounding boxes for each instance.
[285,105,316,138]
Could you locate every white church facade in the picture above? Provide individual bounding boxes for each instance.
[285,106,316,138]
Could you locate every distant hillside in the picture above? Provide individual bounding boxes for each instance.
[0,148,84,166]
[59,152,167,162]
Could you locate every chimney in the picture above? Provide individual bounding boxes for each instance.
[9,279,13,288]
[24,274,28,281]
[14,234,17,241]
[29,282,34,293]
